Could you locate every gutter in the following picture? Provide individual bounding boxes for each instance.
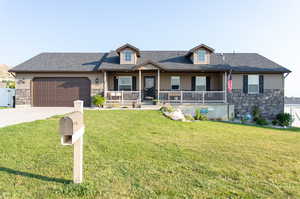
[284,72,291,79]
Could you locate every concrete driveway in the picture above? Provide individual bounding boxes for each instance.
[0,107,74,128]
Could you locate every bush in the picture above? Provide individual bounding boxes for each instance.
[255,117,269,126]
[184,114,194,121]
[252,106,268,126]
[194,109,208,121]
[272,120,278,126]
[252,106,261,121]
[6,81,15,89]
[92,95,106,108]
[276,113,293,127]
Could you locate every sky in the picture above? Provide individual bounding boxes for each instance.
[0,0,299,96]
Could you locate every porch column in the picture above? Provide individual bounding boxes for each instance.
[224,72,227,103]
[104,71,107,98]
[139,69,142,103]
[157,69,160,101]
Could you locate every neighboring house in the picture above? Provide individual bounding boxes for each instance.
[285,97,300,105]
[0,64,15,88]
[10,43,291,118]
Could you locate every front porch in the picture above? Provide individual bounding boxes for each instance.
[103,64,228,104]
[104,90,226,104]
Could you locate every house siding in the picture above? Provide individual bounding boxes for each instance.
[106,72,224,91]
[228,74,284,119]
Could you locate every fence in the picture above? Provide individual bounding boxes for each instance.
[0,88,15,107]
[285,104,300,127]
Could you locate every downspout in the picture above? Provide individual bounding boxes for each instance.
[283,72,291,105]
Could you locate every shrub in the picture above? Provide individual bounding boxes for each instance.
[276,113,293,127]
[255,117,269,126]
[194,109,208,121]
[184,114,194,121]
[251,106,268,126]
[272,120,278,126]
[6,81,15,89]
[252,106,261,121]
[92,95,106,108]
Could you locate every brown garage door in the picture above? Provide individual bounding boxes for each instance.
[33,77,91,107]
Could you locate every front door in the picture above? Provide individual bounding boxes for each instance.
[144,76,156,100]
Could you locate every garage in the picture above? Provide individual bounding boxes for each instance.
[33,77,91,107]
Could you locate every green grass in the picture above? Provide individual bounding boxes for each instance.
[0,110,300,199]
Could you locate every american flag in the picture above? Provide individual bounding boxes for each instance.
[228,70,232,93]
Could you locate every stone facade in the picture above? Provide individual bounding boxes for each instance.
[16,89,31,106]
[227,89,284,119]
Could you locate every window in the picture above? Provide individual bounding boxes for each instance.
[124,51,132,61]
[196,76,206,91]
[118,76,132,91]
[248,75,259,94]
[171,76,180,90]
[198,50,206,62]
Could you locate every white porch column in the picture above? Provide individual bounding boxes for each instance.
[104,71,107,98]
[224,72,227,103]
[157,69,160,101]
[139,69,142,103]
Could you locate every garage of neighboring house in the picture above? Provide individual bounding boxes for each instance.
[32,77,91,107]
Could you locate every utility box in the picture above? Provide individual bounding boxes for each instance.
[59,111,84,145]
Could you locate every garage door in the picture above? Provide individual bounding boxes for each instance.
[33,77,91,107]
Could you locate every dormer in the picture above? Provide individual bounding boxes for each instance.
[185,44,214,64]
[116,43,140,64]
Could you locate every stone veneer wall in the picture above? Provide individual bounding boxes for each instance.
[227,89,284,119]
[16,89,31,106]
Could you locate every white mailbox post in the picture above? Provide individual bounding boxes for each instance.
[59,100,84,183]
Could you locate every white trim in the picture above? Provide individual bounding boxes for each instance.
[118,76,132,91]
[171,76,180,91]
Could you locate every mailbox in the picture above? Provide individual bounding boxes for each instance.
[59,111,84,145]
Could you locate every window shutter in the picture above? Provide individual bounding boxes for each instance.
[206,76,211,91]
[113,76,118,91]
[243,75,248,94]
[191,76,196,91]
[259,75,264,93]
[132,76,136,91]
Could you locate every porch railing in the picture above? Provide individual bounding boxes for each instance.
[105,90,226,104]
[158,91,226,103]
[105,91,140,104]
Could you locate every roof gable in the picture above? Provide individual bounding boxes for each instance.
[132,60,164,70]
[185,44,215,57]
[115,43,140,57]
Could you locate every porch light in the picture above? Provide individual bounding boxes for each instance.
[95,78,99,84]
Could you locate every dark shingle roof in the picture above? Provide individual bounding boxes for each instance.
[10,53,106,72]
[10,51,291,73]
[100,51,290,73]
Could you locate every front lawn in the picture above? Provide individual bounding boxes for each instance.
[0,110,300,199]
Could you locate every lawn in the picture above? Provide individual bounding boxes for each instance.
[0,110,300,199]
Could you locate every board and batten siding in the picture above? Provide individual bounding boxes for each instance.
[231,74,284,90]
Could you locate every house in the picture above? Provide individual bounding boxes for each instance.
[9,43,291,118]
[285,97,300,105]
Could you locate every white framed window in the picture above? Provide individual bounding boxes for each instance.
[171,76,180,90]
[124,51,132,61]
[248,75,259,94]
[196,76,206,91]
[118,76,132,91]
[198,50,206,62]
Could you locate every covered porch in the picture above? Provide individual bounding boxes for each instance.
[103,62,228,104]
